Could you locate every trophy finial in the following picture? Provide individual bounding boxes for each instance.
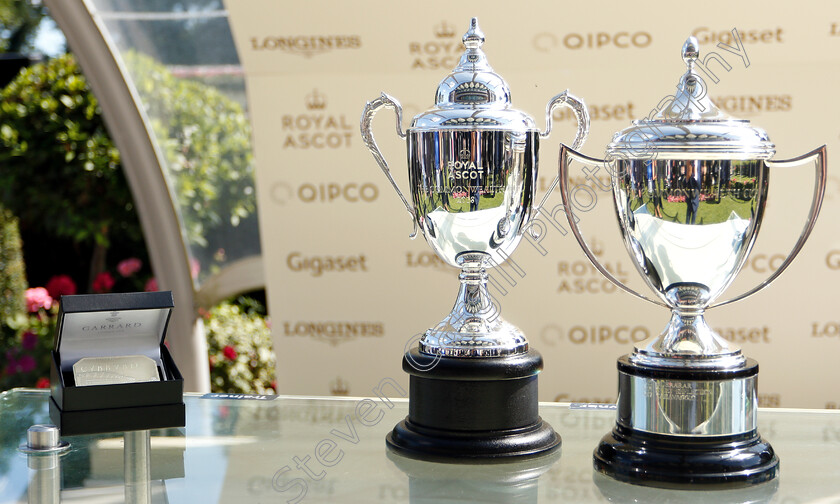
[463,17,485,50]
[682,36,699,68]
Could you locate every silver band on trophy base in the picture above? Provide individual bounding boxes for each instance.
[559,37,826,487]
[362,18,589,460]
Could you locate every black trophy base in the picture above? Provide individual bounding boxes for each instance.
[386,347,560,461]
[594,424,779,489]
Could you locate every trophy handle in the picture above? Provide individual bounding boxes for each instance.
[361,92,418,239]
[711,145,827,308]
[531,91,591,228]
[558,144,670,308]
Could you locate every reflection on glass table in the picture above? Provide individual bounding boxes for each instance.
[2,388,840,503]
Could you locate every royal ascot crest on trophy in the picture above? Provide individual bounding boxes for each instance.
[361,18,589,459]
[559,37,826,486]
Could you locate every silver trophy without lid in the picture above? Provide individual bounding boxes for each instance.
[362,17,589,460]
[559,36,826,486]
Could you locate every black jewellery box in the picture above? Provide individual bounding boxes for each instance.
[49,291,185,436]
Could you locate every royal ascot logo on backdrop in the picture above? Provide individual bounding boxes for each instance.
[286,252,369,277]
[249,34,361,57]
[533,31,652,52]
[282,89,353,149]
[552,102,636,122]
[557,238,631,295]
[282,321,384,345]
[692,27,784,45]
[540,324,650,346]
[408,21,462,70]
[712,95,792,115]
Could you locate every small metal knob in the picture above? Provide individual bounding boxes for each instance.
[28,425,60,450]
[463,17,485,50]
[682,36,699,66]
[19,424,69,454]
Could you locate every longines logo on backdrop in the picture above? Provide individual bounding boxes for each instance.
[405,251,449,271]
[282,89,353,149]
[249,34,361,57]
[282,321,384,345]
[409,21,462,70]
[533,31,652,52]
[712,95,792,115]
[812,321,840,338]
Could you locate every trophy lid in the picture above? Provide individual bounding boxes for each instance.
[410,18,536,132]
[607,37,775,160]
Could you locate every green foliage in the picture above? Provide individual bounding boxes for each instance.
[205,299,275,394]
[123,52,256,255]
[0,205,26,319]
[0,0,46,53]
[0,53,143,252]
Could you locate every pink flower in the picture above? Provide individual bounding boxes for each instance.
[45,275,77,299]
[190,258,200,279]
[117,258,143,277]
[25,287,53,313]
[21,331,38,350]
[35,377,50,389]
[144,277,159,292]
[92,272,115,293]
[17,354,35,373]
[223,345,237,361]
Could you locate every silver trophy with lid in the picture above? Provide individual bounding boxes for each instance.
[559,37,826,486]
[362,18,588,460]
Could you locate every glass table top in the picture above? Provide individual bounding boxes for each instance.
[2,388,840,503]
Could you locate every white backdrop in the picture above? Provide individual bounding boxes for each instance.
[226,0,840,408]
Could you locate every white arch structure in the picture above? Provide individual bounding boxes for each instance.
[44,0,265,392]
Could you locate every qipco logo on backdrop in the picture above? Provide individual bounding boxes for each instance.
[533,31,652,52]
[271,181,379,205]
[540,324,650,347]
[826,250,840,270]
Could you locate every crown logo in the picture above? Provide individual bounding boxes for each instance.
[330,376,349,396]
[459,148,471,160]
[306,89,327,110]
[435,21,456,38]
[591,237,604,257]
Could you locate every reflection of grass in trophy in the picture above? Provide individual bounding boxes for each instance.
[442,190,506,213]
[636,194,753,224]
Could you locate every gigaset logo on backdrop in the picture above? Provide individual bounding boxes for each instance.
[286,252,369,277]
[282,321,384,345]
[712,95,792,115]
[249,34,361,57]
[552,101,637,122]
[533,31,652,52]
[282,89,353,149]
[692,27,784,45]
[409,21,462,70]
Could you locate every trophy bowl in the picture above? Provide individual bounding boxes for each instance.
[559,37,826,486]
[361,17,589,460]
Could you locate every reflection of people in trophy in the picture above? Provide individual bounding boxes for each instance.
[648,160,663,218]
[684,161,700,224]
